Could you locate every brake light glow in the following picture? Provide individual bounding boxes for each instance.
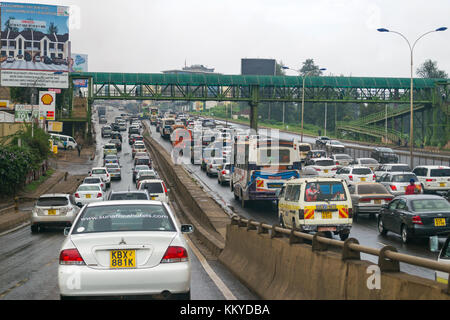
[390,185,397,191]
[97,193,103,198]
[412,215,423,225]
[75,193,80,198]
[426,179,435,182]
[349,175,353,181]
[162,182,168,194]
[59,248,85,265]
[161,246,188,263]
[221,170,226,175]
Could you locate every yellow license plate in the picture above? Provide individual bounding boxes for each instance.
[435,218,446,227]
[151,196,156,200]
[110,250,136,268]
[48,209,56,215]
[86,194,91,199]
[324,170,329,173]
[440,183,446,187]
[361,177,366,181]
[375,200,381,204]
[322,212,332,219]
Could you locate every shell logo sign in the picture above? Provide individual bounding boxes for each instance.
[40,93,54,106]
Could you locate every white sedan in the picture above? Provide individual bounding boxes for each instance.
[58,200,193,299]
[74,184,105,207]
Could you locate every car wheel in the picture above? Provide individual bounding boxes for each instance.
[31,224,39,233]
[401,225,410,244]
[339,231,349,241]
[378,217,387,235]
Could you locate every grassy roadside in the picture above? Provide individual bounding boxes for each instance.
[23,169,55,193]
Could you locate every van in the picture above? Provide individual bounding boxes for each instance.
[413,165,450,193]
[50,134,77,150]
[278,177,353,240]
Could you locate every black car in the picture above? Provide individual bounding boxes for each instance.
[378,195,450,243]
[111,123,120,131]
[371,147,399,164]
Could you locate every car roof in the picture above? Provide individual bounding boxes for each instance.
[286,177,344,183]
[414,165,450,169]
[399,194,447,201]
[86,200,165,207]
[39,193,70,198]
[92,167,107,170]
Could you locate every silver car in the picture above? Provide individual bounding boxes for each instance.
[31,194,80,233]
[378,172,422,196]
[206,157,226,177]
[217,163,231,185]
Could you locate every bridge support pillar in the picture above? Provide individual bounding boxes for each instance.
[249,85,259,133]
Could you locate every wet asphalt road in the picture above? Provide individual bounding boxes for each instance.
[0,108,256,300]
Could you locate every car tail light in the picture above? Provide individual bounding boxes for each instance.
[426,179,435,182]
[101,183,104,188]
[384,198,393,202]
[332,167,338,171]
[59,248,85,265]
[390,185,397,191]
[335,161,340,165]
[75,193,80,198]
[97,193,103,198]
[162,182,168,193]
[161,246,188,263]
[106,173,109,177]
[314,168,321,171]
[412,215,423,225]
[349,175,353,181]
[373,175,376,180]
[221,170,226,175]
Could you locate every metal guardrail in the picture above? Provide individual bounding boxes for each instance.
[230,215,450,294]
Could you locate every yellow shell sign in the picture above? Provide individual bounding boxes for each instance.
[41,94,54,105]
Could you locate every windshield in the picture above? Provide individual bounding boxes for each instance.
[92,169,107,174]
[392,174,418,183]
[389,166,410,172]
[84,178,101,184]
[357,184,388,194]
[411,199,450,212]
[104,145,116,149]
[430,169,450,177]
[165,120,175,125]
[109,193,149,200]
[315,160,335,166]
[141,182,164,193]
[299,145,311,152]
[78,185,101,192]
[72,205,175,233]
[360,159,378,164]
[305,182,347,202]
[258,148,291,165]
[37,197,68,206]
[352,168,372,175]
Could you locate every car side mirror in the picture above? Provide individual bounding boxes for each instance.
[63,227,70,236]
[181,224,194,234]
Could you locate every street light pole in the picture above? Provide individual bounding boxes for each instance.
[377,27,447,169]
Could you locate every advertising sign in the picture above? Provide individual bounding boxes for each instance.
[39,91,56,120]
[70,53,88,72]
[14,105,39,122]
[73,79,88,88]
[0,100,10,109]
[48,121,62,132]
[0,2,70,88]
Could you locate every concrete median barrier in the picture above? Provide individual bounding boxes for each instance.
[219,223,450,300]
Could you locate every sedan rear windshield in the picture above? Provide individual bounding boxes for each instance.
[92,169,107,174]
[37,197,68,206]
[78,185,101,192]
[411,199,450,212]
[360,159,378,164]
[141,182,164,193]
[392,174,418,182]
[314,160,335,166]
[109,193,149,200]
[430,169,450,177]
[357,184,388,195]
[72,205,175,233]
[352,168,372,175]
[104,145,116,149]
[389,166,410,172]
[84,178,101,184]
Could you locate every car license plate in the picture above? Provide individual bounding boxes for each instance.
[322,212,332,219]
[318,227,336,232]
[440,183,446,187]
[324,170,329,173]
[48,209,56,215]
[151,196,156,200]
[374,200,381,204]
[361,177,366,182]
[86,194,91,199]
[434,218,446,227]
[110,250,136,268]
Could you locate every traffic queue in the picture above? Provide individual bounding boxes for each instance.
[30,109,193,300]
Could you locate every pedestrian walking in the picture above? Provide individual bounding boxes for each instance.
[63,140,67,150]
[77,144,81,157]
[405,179,417,195]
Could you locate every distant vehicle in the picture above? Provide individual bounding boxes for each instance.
[218,163,231,186]
[371,147,399,164]
[105,163,121,180]
[325,140,345,154]
[101,125,112,138]
[98,106,106,117]
[305,158,338,177]
[413,165,450,194]
[99,117,107,124]
[82,176,106,192]
[206,158,226,177]
[74,184,105,207]
[89,167,111,188]
[133,165,150,182]
[43,56,52,65]
[378,172,422,196]
[109,139,122,151]
[334,166,376,185]
[305,150,327,165]
[31,194,80,233]
[50,134,78,150]
[298,143,311,162]
[330,154,353,167]
[348,183,393,220]
[315,136,331,148]
[138,179,169,203]
[103,143,117,158]
[378,195,450,244]
[352,158,379,172]
[107,190,150,201]
[160,118,176,139]
[374,163,411,179]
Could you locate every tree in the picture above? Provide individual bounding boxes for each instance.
[299,58,324,76]
[4,17,19,32]
[47,22,58,35]
[416,59,448,79]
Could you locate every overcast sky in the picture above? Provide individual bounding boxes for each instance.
[8,0,450,78]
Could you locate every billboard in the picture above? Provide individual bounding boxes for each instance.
[241,58,276,76]
[39,91,55,120]
[14,104,39,122]
[0,2,70,88]
[70,53,88,72]
[48,121,62,132]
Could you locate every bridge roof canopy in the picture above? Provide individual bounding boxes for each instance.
[72,72,444,89]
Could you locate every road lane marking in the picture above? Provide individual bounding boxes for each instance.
[186,237,237,300]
